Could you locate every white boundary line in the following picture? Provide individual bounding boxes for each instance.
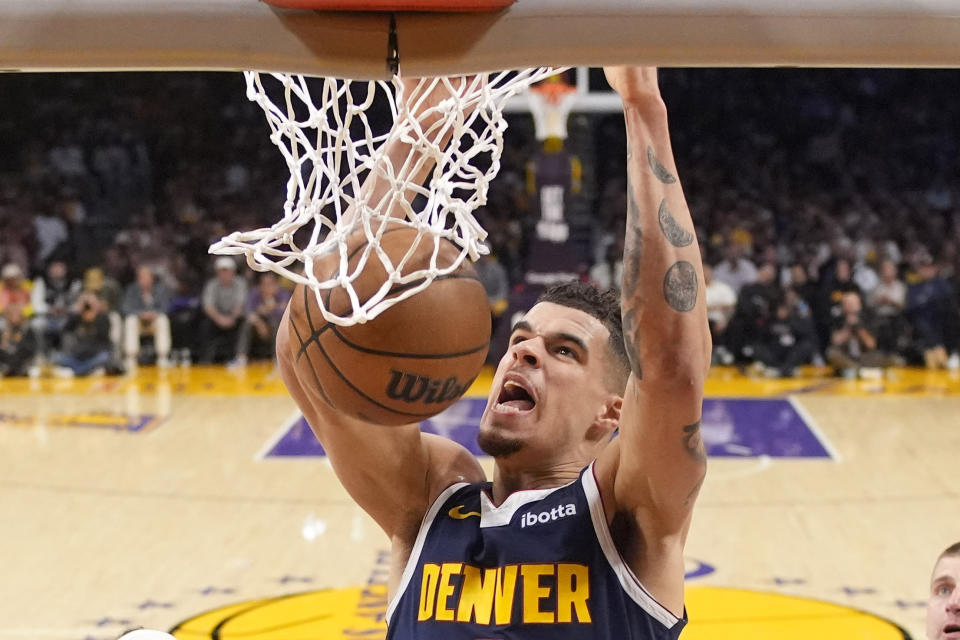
[709,454,773,480]
[787,395,842,462]
[254,410,305,461]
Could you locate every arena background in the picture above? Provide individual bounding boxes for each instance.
[0,67,958,640]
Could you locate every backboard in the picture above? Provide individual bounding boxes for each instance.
[3,0,960,79]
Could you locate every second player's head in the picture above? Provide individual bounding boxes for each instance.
[478,281,629,466]
[928,542,960,640]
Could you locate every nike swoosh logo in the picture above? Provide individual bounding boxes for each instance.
[448,505,481,519]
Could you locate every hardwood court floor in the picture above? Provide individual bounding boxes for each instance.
[0,364,957,640]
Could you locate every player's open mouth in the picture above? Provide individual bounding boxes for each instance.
[944,623,960,636]
[494,378,536,414]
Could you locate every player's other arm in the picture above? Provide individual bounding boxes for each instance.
[596,67,711,612]
[275,76,486,542]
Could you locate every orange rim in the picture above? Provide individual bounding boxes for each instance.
[530,78,577,105]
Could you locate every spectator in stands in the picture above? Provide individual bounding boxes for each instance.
[199,257,247,364]
[752,289,818,377]
[82,267,122,313]
[817,257,862,352]
[927,542,960,640]
[31,259,80,353]
[852,255,879,299]
[712,243,758,294]
[787,262,820,310]
[0,263,33,317]
[122,265,172,369]
[870,258,907,318]
[725,261,779,364]
[53,291,113,377]
[0,303,39,377]
[589,242,623,292]
[825,290,889,375]
[704,263,737,364]
[0,227,30,277]
[905,255,958,369]
[165,253,202,365]
[47,132,88,183]
[32,206,68,269]
[475,251,511,331]
[869,258,908,357]
[230,272,288,367]
[81,266,123,361]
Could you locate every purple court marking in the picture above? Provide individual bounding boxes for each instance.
[0,412,161,433]
[701,398,831,458]
[94,617,131,628]
[265,397,833,459]
[137,600,174,610]
[684,559,716,580]
[772,577,807,586]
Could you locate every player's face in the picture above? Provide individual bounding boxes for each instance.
[478,302,618,459]
[927,555,960,639]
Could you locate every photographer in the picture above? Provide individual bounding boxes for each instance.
[752,289,818,378]
[52,291,113,377]
[0,303,39,377]
[825,290,890,376]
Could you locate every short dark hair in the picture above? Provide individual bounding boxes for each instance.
[535,281,630,392]
[939,542,960,561]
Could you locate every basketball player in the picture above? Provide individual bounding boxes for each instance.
[276,66,710,638]
[928,542,960,640]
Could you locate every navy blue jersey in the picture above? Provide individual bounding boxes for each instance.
[385,463,686,639]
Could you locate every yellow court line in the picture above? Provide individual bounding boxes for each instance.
[1,365,957,398]
[169,585,909,640]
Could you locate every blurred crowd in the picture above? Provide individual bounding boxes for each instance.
[1,69,959,378]
[656,69,960,376]
[0,73,291,376]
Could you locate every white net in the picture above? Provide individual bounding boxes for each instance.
[211,68,561,326]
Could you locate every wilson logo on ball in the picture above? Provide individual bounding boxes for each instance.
[385,370,472,404]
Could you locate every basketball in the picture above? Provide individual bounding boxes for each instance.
[287,224,491,425]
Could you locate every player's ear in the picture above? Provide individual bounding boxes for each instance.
[586,395,621,443]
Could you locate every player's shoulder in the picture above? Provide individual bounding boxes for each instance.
[421,432,487,501]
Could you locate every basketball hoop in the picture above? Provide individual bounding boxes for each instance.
[210,67,560,326]
[528,73,578,141]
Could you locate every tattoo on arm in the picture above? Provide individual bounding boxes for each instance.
[682,420,707,464]
[621,187,643,298]
[663,261,698,312]
[657,199,693,247]
[621,307,642,379]
[646,146,677,184]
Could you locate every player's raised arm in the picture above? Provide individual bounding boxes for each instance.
[608,67,710,520]
[596,66,711,606]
